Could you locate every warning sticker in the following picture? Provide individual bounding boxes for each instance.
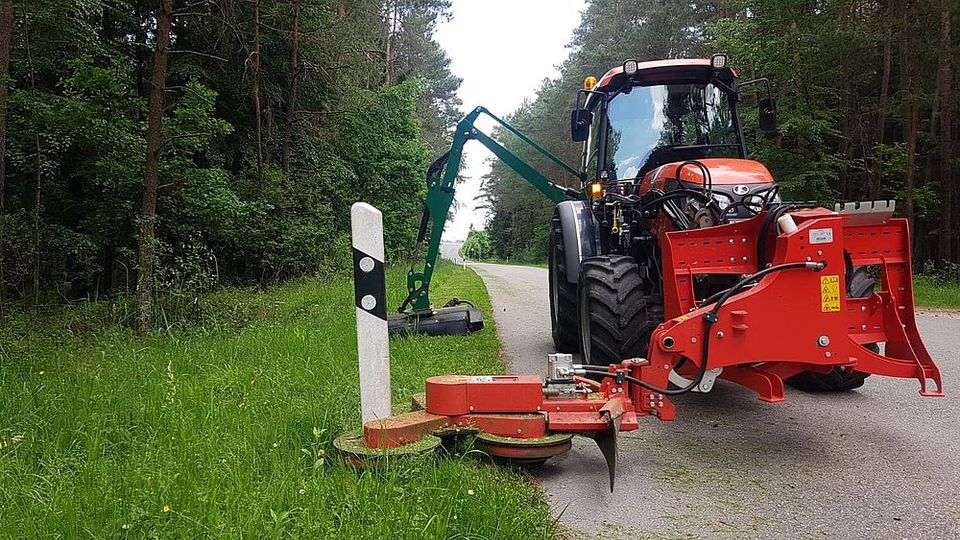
[820,274,841,312]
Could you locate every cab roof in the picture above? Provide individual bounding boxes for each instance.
[593,58,738,91]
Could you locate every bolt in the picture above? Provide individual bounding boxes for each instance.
[716,331,725,338]
[536,406,541,411]
[742,238,748,243]
[817,250,823,256]
[817,335,830,347]
[861,306,867,312]
[359,256,375,273]
[691,336,698,343]
[730,257,736,262]
[861,325,868,331]
[805,256,812,262]
[825,351,832,358]
[743,256,748,262]
[517,429,522,434]
[469,406,474,411]
[729,239,734,244]
[658,401,664,407]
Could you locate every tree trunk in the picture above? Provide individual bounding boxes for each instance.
[384,0,394,85]
[23,16,41,304]
[252,0,264,188]
[282,0,301,175]
[33,133,40,304]
[937,7,953,263]
[873,38,892,199]
[136,0,175,334]
[265,103,273,168]
[0,0,12,314]
[898,0,917,254]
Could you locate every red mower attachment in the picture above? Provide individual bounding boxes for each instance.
[336,204,943,490]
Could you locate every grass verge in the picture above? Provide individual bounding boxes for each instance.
[913,275,960,310]
[0,262,554,538]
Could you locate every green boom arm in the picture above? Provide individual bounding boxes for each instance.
[400,106,583,313]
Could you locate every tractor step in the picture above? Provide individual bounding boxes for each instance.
[388,303,483,337]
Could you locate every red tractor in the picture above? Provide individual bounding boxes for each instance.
[554,55,875,393]
[345,55,943,487]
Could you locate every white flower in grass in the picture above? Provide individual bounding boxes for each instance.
[467,489,475,496]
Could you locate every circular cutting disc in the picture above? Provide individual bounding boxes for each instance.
[333,430,441,467]
[474,432,573,466]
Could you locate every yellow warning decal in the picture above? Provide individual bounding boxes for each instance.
[820,274,841,312]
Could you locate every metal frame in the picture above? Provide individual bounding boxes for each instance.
[402,107,581,313]
[361,207,943,487]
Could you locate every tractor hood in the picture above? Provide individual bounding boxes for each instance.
[639,158,775,192]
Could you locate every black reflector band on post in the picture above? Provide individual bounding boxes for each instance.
[353,247,387,321]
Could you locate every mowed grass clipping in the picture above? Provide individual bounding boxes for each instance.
[0,263,554,538]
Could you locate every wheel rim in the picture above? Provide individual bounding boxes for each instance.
[579,282,592,365]
[549,247,560,324]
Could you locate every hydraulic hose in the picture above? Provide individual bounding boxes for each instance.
[581,260,824,396]
[675,160,714,195]
[755,204,794,269]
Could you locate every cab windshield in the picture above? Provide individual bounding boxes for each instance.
[602,82,740,180]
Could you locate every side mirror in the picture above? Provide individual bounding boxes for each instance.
[570,109,592,142]
[758,97,777,133]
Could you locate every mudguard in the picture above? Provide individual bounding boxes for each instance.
[556,200,598,284]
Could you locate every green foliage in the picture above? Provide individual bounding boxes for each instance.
[1,0,461,309]
[460,228,492,260]
[483,0,960,269]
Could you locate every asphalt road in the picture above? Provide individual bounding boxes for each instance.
[470,261,960,540]
[440,241,464,265]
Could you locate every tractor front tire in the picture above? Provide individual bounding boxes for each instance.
[577,256,663,367]
[548,215,579,353]
[785,265,876,392]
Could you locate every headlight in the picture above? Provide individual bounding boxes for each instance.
[744,195,764,213]
[711,192,731,210]
[711,53,727,69]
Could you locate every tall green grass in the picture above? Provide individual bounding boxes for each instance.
[913,275,960,309]
[0,263,553,538]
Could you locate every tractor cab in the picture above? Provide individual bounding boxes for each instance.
[572,55,779,223]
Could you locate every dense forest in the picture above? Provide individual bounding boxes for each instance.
[0,0,460,330]
[483,0,958,278]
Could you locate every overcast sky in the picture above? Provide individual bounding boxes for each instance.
[433,0,587,241]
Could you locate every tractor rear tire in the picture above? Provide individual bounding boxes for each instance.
[577,255,663,367]
[549,215,580,353]
[785,265,876,392]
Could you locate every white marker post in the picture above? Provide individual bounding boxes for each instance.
[351,203,391,424]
